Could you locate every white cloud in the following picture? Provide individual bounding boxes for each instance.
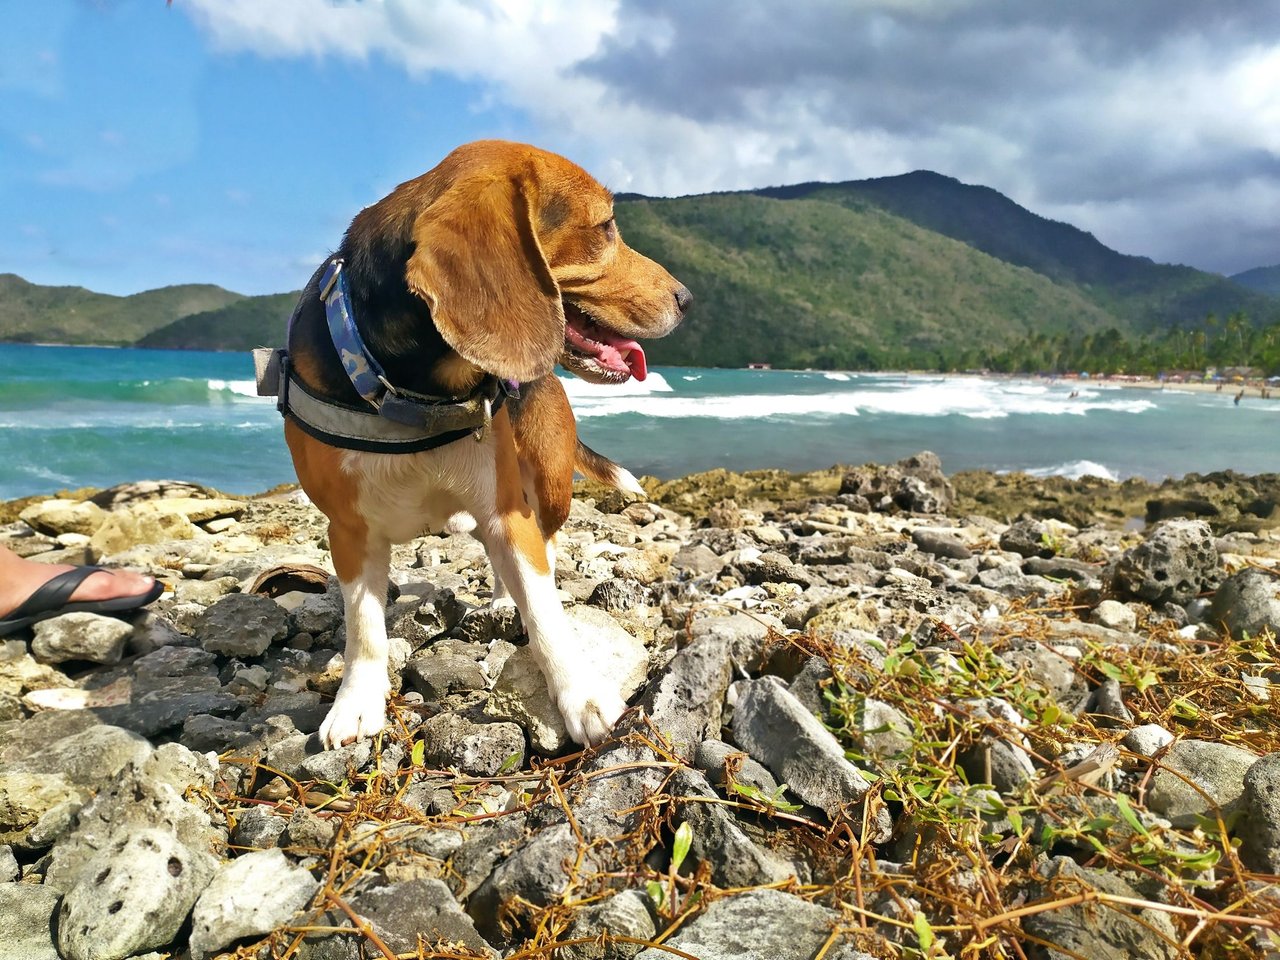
[180,0,1280,272]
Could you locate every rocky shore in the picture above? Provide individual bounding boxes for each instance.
[2,455,1279,960]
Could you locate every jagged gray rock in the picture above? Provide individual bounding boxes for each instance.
[194,593,290,657]
[0,844,17,882]
[732,676,876,823]
[56,826,218,960]
[1238,752,1280,873]
[642,636,734,759]
[1210,568,1280,640]
[1021,857,1179,960]
[302,877,494,958]
[1111,518,1219,606]
[671,768,797,888]
[420,712,525,777]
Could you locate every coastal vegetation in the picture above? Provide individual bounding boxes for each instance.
[2,172,1278,374]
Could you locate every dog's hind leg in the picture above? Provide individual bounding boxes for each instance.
[319,520,393,748]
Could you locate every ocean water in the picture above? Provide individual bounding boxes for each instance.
[1,343,1276,500]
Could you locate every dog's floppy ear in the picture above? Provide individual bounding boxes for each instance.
[405,173,563,383]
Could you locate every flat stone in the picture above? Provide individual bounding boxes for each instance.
[420,712,525,777]
[9,723,153,791]
[189,849,319,960]
[1091,599,1138,632]
[181,714,254,753]
[634,888,848,960]
[559,890,657,960]
[0,881,62,960]
[911,527,973,560]
[1122,724,1175,756]
[1146,739,1259,827]
[133,642,216,678]
[91,675,239,738]
[688,609,784,665]
[19,499,106,537]
[404,650,487,702]
[89,508,200,558]
[0,709,100,764]
[31,613,133,665]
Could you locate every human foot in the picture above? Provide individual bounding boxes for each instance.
[0,553,163,635]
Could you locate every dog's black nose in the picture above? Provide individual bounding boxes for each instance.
[674,285,693,313]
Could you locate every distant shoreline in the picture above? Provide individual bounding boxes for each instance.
[1106,377,1276,401]
[2,340,1276,401]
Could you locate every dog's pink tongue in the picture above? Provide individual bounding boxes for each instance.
[597,331,647,381]
[623,340,647,381]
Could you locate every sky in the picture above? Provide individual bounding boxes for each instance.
[2,0,1278,297]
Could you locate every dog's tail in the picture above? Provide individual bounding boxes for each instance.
[575,440,647,498]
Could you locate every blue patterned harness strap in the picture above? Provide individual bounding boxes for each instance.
[320,258,392,408]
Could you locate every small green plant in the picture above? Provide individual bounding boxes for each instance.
[729,781,803,813]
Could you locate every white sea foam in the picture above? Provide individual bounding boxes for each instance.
[1026,460,1120,481]
[208,379,267,399]
[574,393,863,419]
[558,370,675,397]
[571,376,1155,420]
[823,372,851,381]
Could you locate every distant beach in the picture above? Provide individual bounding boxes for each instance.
[1113,377,1276,400]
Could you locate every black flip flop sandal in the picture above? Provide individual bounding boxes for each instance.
[0,566,165,637]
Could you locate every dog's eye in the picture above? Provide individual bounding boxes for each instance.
[599,217,617,239]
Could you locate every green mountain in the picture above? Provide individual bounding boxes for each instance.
[1231,265,1280,297]
[2,172,1277,371]
[616,192,1115,369]
[0,272,242,346]
[747,172,1278,331]
[136,293,299,350]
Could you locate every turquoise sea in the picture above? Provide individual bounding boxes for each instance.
[1,343,1276,500]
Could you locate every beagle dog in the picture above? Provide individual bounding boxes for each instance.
[283,140,689,749]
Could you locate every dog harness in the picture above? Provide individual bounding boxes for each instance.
[254,257,519,454]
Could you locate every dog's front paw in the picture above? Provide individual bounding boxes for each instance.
[319,668,391,749]
[556,684,627,747]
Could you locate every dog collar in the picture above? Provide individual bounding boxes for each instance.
[252,257,521,453]
[320,257,521,420]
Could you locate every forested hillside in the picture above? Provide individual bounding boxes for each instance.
[3,170,1277,373]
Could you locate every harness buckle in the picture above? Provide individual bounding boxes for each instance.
[319,259,342,301]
